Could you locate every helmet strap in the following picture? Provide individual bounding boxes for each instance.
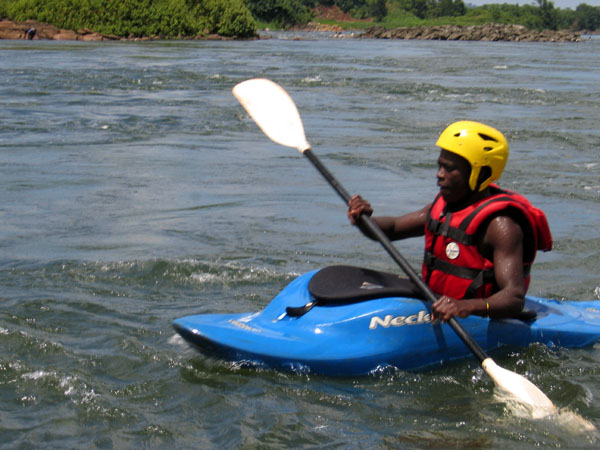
[475,166,492,192]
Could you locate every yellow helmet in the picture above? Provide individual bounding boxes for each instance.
[436,121,509,191]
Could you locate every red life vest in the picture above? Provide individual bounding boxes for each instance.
[422,184,552,299]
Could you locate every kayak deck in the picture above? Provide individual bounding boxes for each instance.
[174,268,600,376]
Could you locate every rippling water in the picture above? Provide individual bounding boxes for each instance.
[1,35,599,448]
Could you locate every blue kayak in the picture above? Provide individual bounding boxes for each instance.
[173,265,600,376]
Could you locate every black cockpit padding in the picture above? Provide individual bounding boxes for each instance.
[308,265,425,303]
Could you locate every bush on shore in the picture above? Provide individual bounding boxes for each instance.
[0,0,257,38]
[384,1,599,32]
[242,0,600,32]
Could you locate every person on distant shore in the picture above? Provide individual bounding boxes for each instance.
[347,121,552,322]
[24,27,36,40]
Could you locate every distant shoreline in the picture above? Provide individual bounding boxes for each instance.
[0,18,585,43]
[356,23,583,42]
[0,19,252,41]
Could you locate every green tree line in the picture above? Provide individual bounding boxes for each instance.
[0,0,257,38]
[244,0,600,31]
[2,0,599,37]
[245,1,388,27]
[480,1,600,31]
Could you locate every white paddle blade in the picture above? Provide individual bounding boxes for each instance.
[233,78,311,153]
[482,358,557,419]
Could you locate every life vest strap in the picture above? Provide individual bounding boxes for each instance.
[424,251,531,298]
[424,251,493,281]
[426,217,477,245]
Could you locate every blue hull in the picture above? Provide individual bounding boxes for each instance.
[174,269,600,376]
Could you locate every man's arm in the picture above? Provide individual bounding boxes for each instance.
[347,194,430,241]
[432,215,526,322]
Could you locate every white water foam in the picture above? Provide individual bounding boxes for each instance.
[494,389,599,437]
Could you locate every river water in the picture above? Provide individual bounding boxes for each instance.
[1,33,599,448]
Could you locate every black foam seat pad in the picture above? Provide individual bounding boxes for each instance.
[308,265,425,304]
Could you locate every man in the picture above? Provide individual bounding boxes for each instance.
[347,121,552,323]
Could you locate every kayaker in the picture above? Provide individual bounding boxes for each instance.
[347,121,552,323]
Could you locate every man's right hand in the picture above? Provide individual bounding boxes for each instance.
[347,195,373,225]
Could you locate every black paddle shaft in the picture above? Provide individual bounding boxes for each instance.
[303,149,489,363]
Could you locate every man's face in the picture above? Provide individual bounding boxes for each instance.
[436,149,471,204]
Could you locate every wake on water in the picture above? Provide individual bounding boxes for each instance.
[494,388,598,440]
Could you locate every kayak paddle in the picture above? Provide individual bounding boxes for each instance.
[232,78,557,419]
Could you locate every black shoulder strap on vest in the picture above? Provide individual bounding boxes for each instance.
[426,215,477,245]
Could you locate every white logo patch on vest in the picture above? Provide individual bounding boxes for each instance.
[445,242,460,260]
